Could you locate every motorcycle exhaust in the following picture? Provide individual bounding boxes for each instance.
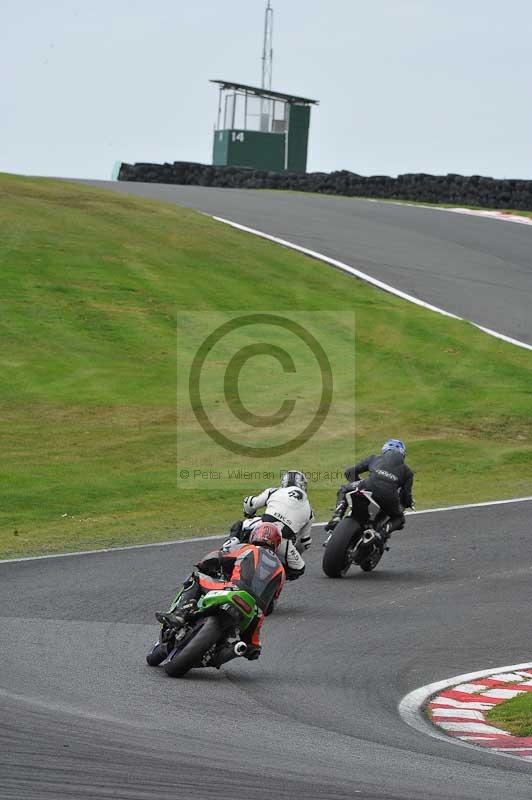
[362,529,376,544]
[234,641,248,656]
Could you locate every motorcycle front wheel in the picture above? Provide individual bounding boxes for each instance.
[164,616,223,678]
[146,641,167,666]
[322,518,361,578]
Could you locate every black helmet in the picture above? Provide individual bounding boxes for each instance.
[280,470,308,492]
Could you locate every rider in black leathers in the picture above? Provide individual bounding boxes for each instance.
[325,439,414,542]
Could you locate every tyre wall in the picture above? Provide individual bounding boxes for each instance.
[117,161,532,210]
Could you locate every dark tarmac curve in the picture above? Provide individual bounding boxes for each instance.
[3,181,531,798]
[76,180,532,345]
[2,505,532,800]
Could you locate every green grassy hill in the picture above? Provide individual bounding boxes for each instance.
[1,173,531,558]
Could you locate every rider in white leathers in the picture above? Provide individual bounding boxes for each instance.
[235,471,313,580]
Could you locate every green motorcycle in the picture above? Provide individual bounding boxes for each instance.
[146,574,258,678]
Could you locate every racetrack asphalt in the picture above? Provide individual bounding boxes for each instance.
[2,503,532,800]
[75,181,532,346]
[3,180,531,799]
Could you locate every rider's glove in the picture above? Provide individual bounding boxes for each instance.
[245,645,261,661]
[243,497,256,518]
[221,536,240,553]
[299,534,312,550]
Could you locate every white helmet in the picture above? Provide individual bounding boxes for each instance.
[280,470,308,492]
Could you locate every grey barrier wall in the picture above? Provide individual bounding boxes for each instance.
[117,161,532,210]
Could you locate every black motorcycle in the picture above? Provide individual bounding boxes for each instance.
[322,483,389,578]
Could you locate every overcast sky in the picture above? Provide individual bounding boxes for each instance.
[2,0,531,180]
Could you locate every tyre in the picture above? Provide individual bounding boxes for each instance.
[322,518,361,578]
[146,641,167,666]
[164,616,223,678]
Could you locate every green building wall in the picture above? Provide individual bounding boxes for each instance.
[286,105,310,173]
[213,102,312,173]
[213,130,285,172]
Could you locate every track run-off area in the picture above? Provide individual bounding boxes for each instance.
[2,184,531,799]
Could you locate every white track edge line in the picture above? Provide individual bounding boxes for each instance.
[1,495,531,565]
[0,535,222,564]
[371,199,532,227]
[404,496,532,515]
[211,215,532,352]
[398,662,532,764]
[4,212,523,566]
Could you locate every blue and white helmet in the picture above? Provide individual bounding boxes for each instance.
[381,439,406,458]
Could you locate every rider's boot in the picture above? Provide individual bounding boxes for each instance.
[380,521,392,540]
[155,611,186,628]
[374,530,385,551]
[155,599,197,629]
[325,501,347,533]
[375,522,392,551]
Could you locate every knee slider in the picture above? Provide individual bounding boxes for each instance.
[286,564,305,581]
[229,519,244,538]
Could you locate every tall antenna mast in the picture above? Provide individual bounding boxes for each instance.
[261,1,273,90]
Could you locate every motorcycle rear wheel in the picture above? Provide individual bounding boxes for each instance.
[164,616,223,677]
[322,518,361,578]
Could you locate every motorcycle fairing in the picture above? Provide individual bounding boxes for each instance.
[198,588,257,630]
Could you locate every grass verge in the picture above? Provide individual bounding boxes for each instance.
[486,693,532,737]
[1,173,531,558]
